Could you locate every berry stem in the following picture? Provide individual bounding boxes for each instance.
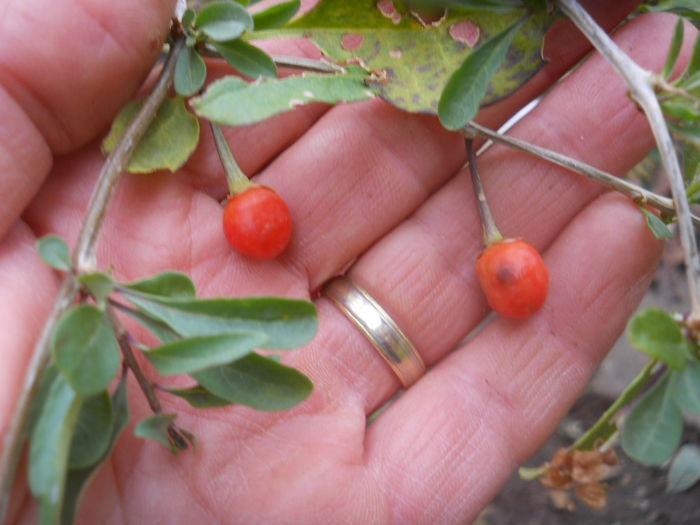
[210,122,251,195]
[466,138,503,246]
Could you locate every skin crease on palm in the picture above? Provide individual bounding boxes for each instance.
[0,0,694,522]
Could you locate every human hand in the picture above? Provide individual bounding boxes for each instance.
[1,0,679,522]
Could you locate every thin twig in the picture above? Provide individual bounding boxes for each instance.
[465,138,503,246]
[558,0,700,325]
[0,37,185,521]
[463,121,700,227]
[107,308,162,415]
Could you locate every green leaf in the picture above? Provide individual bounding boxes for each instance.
[438,19,522,129]
[134,413,180,454]
[102,96,200,174]
[123,271,196,299]
[213,39,277,78]
[407,0,524,13]
[639,2,700,29]
[627,308,689,370]
[52,305,121,396]
[640,207,674,239]
[196,1,253,41]
[68,391,113,469]
[61,376,130,525]
[117,304,182,344]
[257,0,552,114]
[26,364,59,439]
[165,384,231,408]
[29,375,82,523]
[182,7,196,28]
[662,98,700,120]
[252,0,300,30]
[37,234,71,271]
[192,71,375,126]
[77,272,115,304]
[663,17,685,79]
[122,292,318,349]
[670,358,700,413]
[145,332,268,375]
[667,444,700,493]
[622,373,683,465]
[193,352,312,410]
[175,45,207,96]
[684,32,700,79]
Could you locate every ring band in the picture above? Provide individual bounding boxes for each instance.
[322,276,426,388]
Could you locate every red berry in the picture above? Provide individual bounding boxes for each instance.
[476,239,548,319]
[223,186,292,259]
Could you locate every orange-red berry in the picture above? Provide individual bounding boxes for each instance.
[223,186,292,259]
[476,239,548,319]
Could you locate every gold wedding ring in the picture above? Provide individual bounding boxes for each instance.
[322,276,426,388]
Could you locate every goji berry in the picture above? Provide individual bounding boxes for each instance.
[476,239,548,318]
[223,185,292,259]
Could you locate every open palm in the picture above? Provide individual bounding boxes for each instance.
[1,1,678,523]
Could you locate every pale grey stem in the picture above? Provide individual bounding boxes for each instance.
[558,0,700,322]
[464,121,700,227]
[0,38,185,522]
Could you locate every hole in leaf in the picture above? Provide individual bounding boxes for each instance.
[449,20,481,48]
[341,33,364,51]
[377,0,401,25]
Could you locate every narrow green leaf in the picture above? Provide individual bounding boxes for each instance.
[37,234,71,271]
[52,305,121,396]
[182,7,196,28]
[662,98,700,120]
[192,71,375,127]
[134,413,179,454]
[667,444,700,493]
[117,304,181,344]
[639,2,700,29]
[196,1,253,41]
[640,207,674,239]
[193,352,312,411]
[663,18,685,79]
[213,39,277,78]
[77,272,115,304]
[175,45,207,96]
[102,97,200,174]
[123,271,196,299]
[61,377,130,525]
[165,384,231,408]
[68,391,113,469]
[670,358,700,413]
[26,364,59,439]
[122,293,318,349]
[438,20,522,130]
[684,32,700,78]
[29,375,82,522]
[627,308,689,370]
[622,374,683,465]
[145,332,268,375]
[252,0,300,30]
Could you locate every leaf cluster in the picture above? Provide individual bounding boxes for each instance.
[30,235,317,524]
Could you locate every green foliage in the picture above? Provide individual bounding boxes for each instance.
[102,97,200,174]
[622,373,683,465]
[68,391,113,469]
[438,19,522,129]
[196,1,254,41]
[145,332,268,375]
[77,272,115,304]
[29,375,82,524]
[255,0,551,115]
[165,384,231,408]
[175,45,207,96]
[212,39,278,78]
[670,357,700,413]
[663,17,684,79]
[193,353,313,410]
[627,308,689,370]
[639,1,700,28]
[52,305,121,396]
[666,444,700,493]
[192,70,375,126]
[639,207,674,239]
[122,291,318,350]
[37,234,71,272]
[134,413,181,454]
[123,271,196,299]
[252,0,301,30]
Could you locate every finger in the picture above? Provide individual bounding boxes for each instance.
[364,192,661,523]
[0,0,175,239]
[296,12,679,410]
